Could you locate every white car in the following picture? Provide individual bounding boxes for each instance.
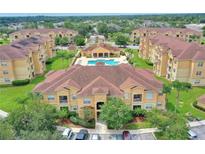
[91,134,101,140]
[62,128,73,140]
[188,130,197,139]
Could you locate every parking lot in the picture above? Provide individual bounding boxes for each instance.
[190,125,205,140]
[68,132,156,140]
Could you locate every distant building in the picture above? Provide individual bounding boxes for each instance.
[81,43,121,58]
[131,28,202,58]
[34,64,165,120]
[88,35,105,44]
[147,35,205,86]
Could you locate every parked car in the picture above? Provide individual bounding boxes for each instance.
[122,131,132,140]
[62,128,73,140]
[188,130,197,139]
[75,129,89,140]
[91,134,101,140]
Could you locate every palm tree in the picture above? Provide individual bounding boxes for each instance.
[28,92,43,103]
[172,80,192,113]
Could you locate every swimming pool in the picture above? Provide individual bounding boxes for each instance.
[87,59,119,66]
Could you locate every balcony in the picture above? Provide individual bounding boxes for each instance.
[59,96,68,106]
[133,94,142,105]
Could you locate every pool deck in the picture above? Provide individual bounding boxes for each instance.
[74,56,128,66]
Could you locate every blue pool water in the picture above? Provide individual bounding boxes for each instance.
[87,59,119,66]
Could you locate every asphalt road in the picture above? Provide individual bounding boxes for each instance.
[190,125,205,140]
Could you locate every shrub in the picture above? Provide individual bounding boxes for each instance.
[193,101,205,112]
[69,116,79,125]
[12,79,30,86]
[132,108,147,117]
[46,58,55,64]
[69,111,78,118]
[145,60,153,66]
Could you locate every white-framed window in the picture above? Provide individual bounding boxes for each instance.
[47,95,55,101]
[4,78,10,83]
[146,91,153,100]
[71,105,78,111]
[1,61,8,66]
[3,70,9,75]
[83,98,91,104]
[156,102,162,107]
[144,103,153,110]
[196,71,202,76]
[194,80,200,84]
[197,61,203,67]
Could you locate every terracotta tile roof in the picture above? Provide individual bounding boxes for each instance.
[82,43,121,53]
[0,45,27,60]
[34,64,163,97]
[150,35,205,60]
[133,28,202,36]
[0,36,49,61]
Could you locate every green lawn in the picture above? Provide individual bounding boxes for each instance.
[46,50,76,71]
[0,76,45,112]
[157,77,205,119]
[0,38,10,46]
[125,49,153,69]
[0,50,76,112]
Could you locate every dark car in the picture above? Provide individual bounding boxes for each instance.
[122,131,132,140]
[75,129,89,140]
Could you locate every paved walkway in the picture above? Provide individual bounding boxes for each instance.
[188,120,205,127]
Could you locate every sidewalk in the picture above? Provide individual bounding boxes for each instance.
[188,120,205,127]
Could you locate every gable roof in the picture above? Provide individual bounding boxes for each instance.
[150,35,205,61]
[82,43,121,53]
[34,64,163,97]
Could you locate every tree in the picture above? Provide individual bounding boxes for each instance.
[43,21,54,28]
[0,120,15,140]
[114,33,129,47]
[162,84,172,103]
[55,36,61,46]
[172,80,192,113]
[64,20,75,29]
[61,36,69,46]
[97,23,109,37]
[147,110,188,139]
[83,107,94,122]
[7,103,58,137]
[27,92,43,103]
[74,35,85,46]
[100,97,132,129]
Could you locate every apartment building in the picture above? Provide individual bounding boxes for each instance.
[34,63,165,120]
[0,36,53,84]
[81,43,121,58]
[10,28,78,42]
[149,35,205,86]
[131,28,202,59]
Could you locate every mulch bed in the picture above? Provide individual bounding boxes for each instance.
[132,116,145,123]
[58,119,83,128]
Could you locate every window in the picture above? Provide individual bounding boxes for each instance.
[196,71,202,76]
[97,102,104,110]
[1,61,8,66]
[72,95,77,100]
[144,104,153,110]
[59,96,68,103]
[133,94,142,102]
[176,34,179,37]
[71,105,78,111]
[194,80,200,84]
[198,62,203,67]
[48,95,55,101]
[157,102,162,107]
[3,70,8,75]
[146,91,153,100]
[4,78,10,83]
[83,98,91,104]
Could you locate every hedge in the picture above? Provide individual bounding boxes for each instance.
[12,79,30,86]
[46,57,55,64]
[69,116,95,128]
[193,101,205,112]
